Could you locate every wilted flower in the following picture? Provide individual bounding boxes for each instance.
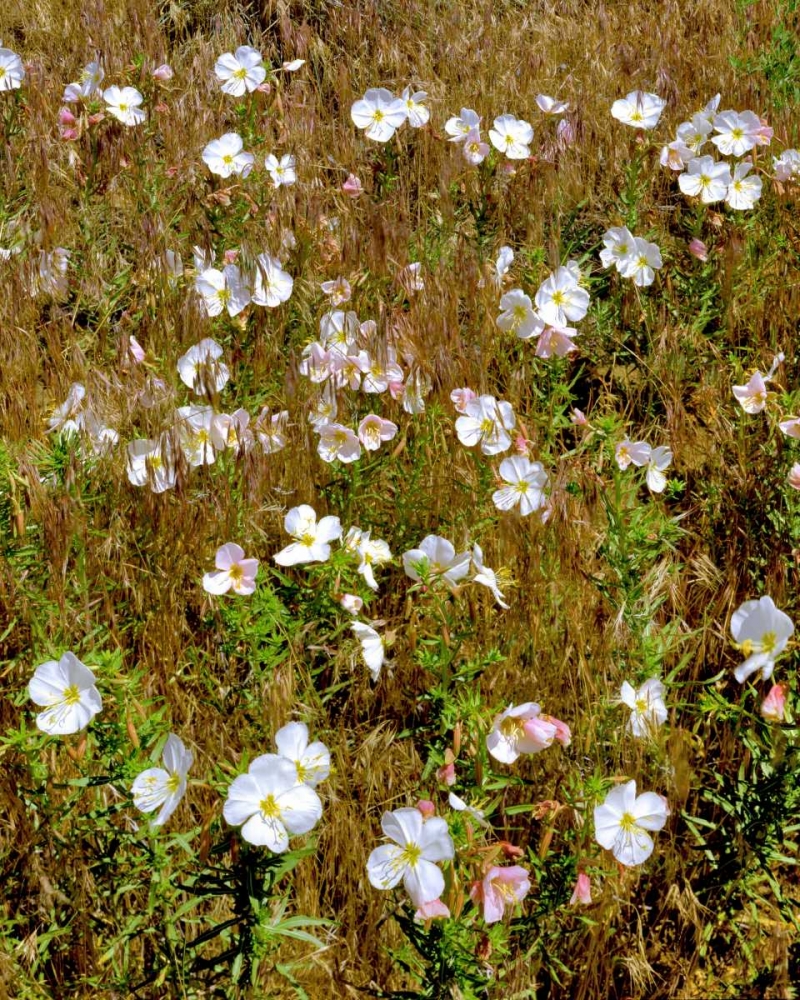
[619,678,668,737]
[103,86,146,126]
[486,702,570,764]
[732,372,768,414]
[471,543,509,609]
[367,807,455,906]
[536,94,569,115]
[342,173,363,197]
[274,505,342,566]
[202,133,255,179]
[282,59,305,72]
[132,734,193,827]
[730,595,794,683]
[594,781,669,867]
[569,873,592,905]
[152,63,174,82]
[28,652,102,736]
[610,90,666,129]
[688,238,708,261]
[788,463,800,490]
[202,543,259,596]
[214,46,266,96]
[339,593,363,614]
[350,88,407,142]
[470,866,531,924]
[415,898,450,921]
[450,387,476,413]
[351,622,385,680]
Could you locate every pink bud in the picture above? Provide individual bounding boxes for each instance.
[255,81,271,93]
[569,872,592,906]
[165,166,179,178]
[152,63,174,81]
[223,249,239,264]
[788,463,800,490]
[761,683,787,722]
[58,107,77,126]
[755,119,773,146]
[154,102,169,114]
[414,898,450,921]
[388,380,405,400]
[688,238,708,262]
[514,433,532,456]
[500,161,517,175]
[416,799,436,819]
[436,761,456,786]
[342,173,363,198]
[128,335,145,363]
[87,112,105,126]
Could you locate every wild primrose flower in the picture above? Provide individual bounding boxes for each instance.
[351,622,385,681]
[470,865,531,924]
[617,237,662,287]
[471,543,509,609]
[732,371,768,414]
[264,153,296,187]
[619,678,668,737]
[195,264,251,317]
[202,132,255,179]
[610,90,666,130]
[0,47,25,91]
[455,394,516,455]
[594,780,669,867]
[202,543,259,596]
[535,266,590,326]
[536,94,569,115]
[131,734,194,827]
[402,535,470,590]
[711,109,762,157]
[492,456,549,516]
[463,128,489,165]
[678,156,732,204]
[367,807,455,907]
[730,595,794,683]
[773,149,800,183]
[400,86,430,127]
[214,46,266,96]
[274,722,330,788]
[177,338,230,395]
[486,702,570,764]
[725,162,762,210]
[28,652,102,736]
[63,61,103,102]
[274,505,342,566]
[489,114,533,159]
[252,253,293,308]
[496,289,544,341]
[444,107,481,142]
[350,88,407,142]
[126,435,177,493]
[103,86,145,126]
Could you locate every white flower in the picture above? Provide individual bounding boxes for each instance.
[535,266,590,326]
[463,128,489,165]
[399,262,424,294]
[711,109,761,157]
[351,622,385,681]
[274,505,342,566]
[251,253,293,308]
[131,734,194,827]
[617,237,662,287]
[455,395,515,455]
[274,722,330,787]
[214,46,266,96]
[202,543,259,596]
[489,114,534,159]
[317,423,362,464]
[367,808,455,906]
[646,445,672,493]
[773,149,800,183]
[492,246,514,288]
[282,59,305,72]
[126,435,177,493]
[254,408,288,454]
[732,371,768,414]
[599,226,636,272]
[177,338,229,394]
[619,679,668,737]
[676,113,713,154]
[320,276,351,305]
[730,595,794,683]
[401,87,430,127]
[678,156,732,204]
[264,153,296,187]
[357,414,398,452]
[202,133,255,179]
[615,440,651,470]
[47,382,86,433]
[223,754,322,850]
[486,702,568,764]
[725,161,762,210]
[492,456,549,516]
[471,544,509,609]
[594,780,669,866]
[195,264,251,317]
[103,86,146,126]
[402,535,470,590]
[176,404,219,467]
[350,88,407,142]
[0,47,25,91]
[444,107,480,142]
[28,652,102,736]
[496,289,544,340]
[63,61,103,102]
[610,91,666,129]
[536,94,569,115]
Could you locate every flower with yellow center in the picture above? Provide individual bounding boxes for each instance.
[367,807,455,906]
[132,734,194,827]
[594,780,669,866]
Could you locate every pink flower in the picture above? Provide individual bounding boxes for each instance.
[569,872,592,906]
[60,127,79,141]
[761,683,787,722]
[788,464,800,490]
[450,387,477,413]
[542,714,571,747]
[417,799,436,819]
[339,593,363,614]
[358,414,398,451]
[755,119,774,146]
[223,249,239,264]
[58,107,76,126]
[202,543,259,596]
[342,173,363,198]
[152,63,174,81]
[570,408,587,426]
[470,865,531,924]
[415,897,450,920]
[388,379,405,400]
[436,761,456,786]
[487,702,569,763]
[688,238,708,262]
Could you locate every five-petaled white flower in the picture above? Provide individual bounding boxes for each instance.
[132,734,194,827]
[535,267,590,326]
[730,595,794,683]
[455,394,516,455]
[223,754,323,850]
[401,87,430,127]
[711,109,762,157]
[618,237,662,287]
[610,91,666,130]
[619,679,668,737]
[367,807,455,906]
[214,46,266,96]
[350,88,407,142]
[202,542,259,596]
[195,264,251,317]
[103,86,146,127]
[489,114,534,159]
[274,505,342,566]
[725,161,762,210]
[202,133,255,179]
[351,622,385,681]
[28,652,102,736]
[594,780,669,867]
[252,253,293,308]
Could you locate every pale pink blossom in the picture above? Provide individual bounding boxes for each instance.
[317,423,361,463]
[339,593,363,614]
[414,898,450,921]
[487,703,570,764]
[761,683,787,722]
[342,174,363,197]
[152,63,174,81]
[732,372,768,414]
[450,387,477,413]
[417,799,436,819]
[358,414,398,451]
[202,543,259,596]
[689,238,708,261]
[470,866,531,924]
[779,417,800,439]
[436,761,456,786]
[788,464,800,490]
[570,872,592,906]
[615,440,651,470]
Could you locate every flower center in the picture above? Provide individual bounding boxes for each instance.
[635,698,648,713]
[630,110,643,122]
[400,843,422,867]
[260,794,281,819]
[119,103,128,112]
[500,716,525,738]
[619,811,637,832]
[732,127,744,140]
[63,684,81,706]
[233,67,248,80]
[551,290,565,306]
[373,109,384,122]
[300,532,316,547]
[222,155,234,165]
[296,762,308,783]
[515,480,529,494]
[228,564,244,584]
[166,772,181,793]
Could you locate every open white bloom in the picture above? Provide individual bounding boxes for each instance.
[401,87,430,127]
[318,423,362,464]
[773,149,800,182]
[615,439,651,470]
[599,226,636,272]
[455,395,515,455]
[660,139,694,171]
[132,734,194,827]
[445,107,480,142]
[63,60,103,101]
[610,91,666,129]
[492,456,549,516]
[463,128,490,165]
[196,264,251,317]
[496,289,545,340]
[252,253,293,308]
[103,86,145,126]
[264,153,296,187]
[177,338,229,394]
[0,47,25,91]
[345,527,393,591]
[711,109,761,157]
[620,679,668,737]
[203,542,259,596]
[732,371,768,414]
[367,808,455,906]
[731,595,794,683]
[214,46,266,96]
[202,133,255,179]
[28,652,102,736]
[321,276,351,305]
[274,505,342,566]
[223,754,322,851]
[357,414,397,453]
[725,161,762,210]
[254,408,288,454]
[677,113,713,154]
[618,237,662,287]
[403,535,470,590]
[177,404,219,467]
[486,702,569,764]
[471,543,509,609]
[274,722,330,787]
[47,382,86,433]
[535,267,590,326]
[489,114,533,159]
[126,435,177,493]
[352,622,385,681]
[350,88,407,142]
[646,445,672,493]
[678,155,732,204]
[594,781,669,867]
[536,94,569,115]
